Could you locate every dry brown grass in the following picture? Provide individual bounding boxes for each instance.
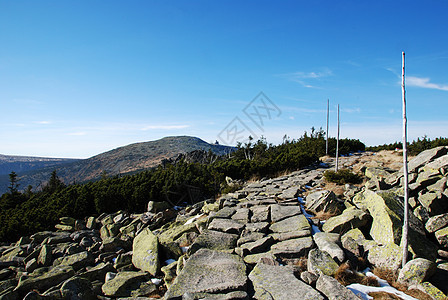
[368,291,402,299]
[372,268,407,291]
[334,262,379,287]
[310,210,338,221]
[404,289,433,300]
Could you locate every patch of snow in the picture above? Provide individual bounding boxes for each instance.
[185,213,204,225]
[165,259,176,265]
[181,246,189,253]
[347,269,418,300]
[151,278,162,285]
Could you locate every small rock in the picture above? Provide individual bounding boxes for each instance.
[316,274,360,299]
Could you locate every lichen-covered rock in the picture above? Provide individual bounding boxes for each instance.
[307,248,339,276]
[316,274,360,300]
[353,189,437,260]
[58,251,94,270]
[249,263,324,300]
[415,282,447,300]
[158,221,199,258]
[14,265,75,295]
[132,228,159,276]
[435,226,448,247]
[164,249,247,299]
[101,271,149,297]
[313,232,345,263]
[367,243,403,271]
[322,207,370,233]
[397,258,436,287]
[425,213,448,233]
[147,200,171,213]
[60,276,95,300]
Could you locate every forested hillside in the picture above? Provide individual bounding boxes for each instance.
[0,129,365,241]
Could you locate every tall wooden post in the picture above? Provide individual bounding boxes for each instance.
[335,104,340,172]
[401,51,409,267]
[326,99,329,156]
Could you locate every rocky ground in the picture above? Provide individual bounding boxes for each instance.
[1,147,448,299]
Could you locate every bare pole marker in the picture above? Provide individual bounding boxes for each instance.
[401,51,410,267]
[326,99,329,156]
[335,104,340,172]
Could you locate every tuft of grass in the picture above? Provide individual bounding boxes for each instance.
[310,210,338,221]
[368,291,402,299]
[323,169,363,185]
[334,262,379,287]
[372,268,406,291]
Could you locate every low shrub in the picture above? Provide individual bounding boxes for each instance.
[323,169,363,185]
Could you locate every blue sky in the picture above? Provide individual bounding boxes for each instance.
[1,1,447,158]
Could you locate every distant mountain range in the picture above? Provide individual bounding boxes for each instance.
[0,136,235,194]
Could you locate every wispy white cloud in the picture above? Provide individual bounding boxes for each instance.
[68,132,87,136]
[35,121,52,125]
[141,124,190,131]
[279,69,333,88]
[341,107,361,114]
[407,76,448,91]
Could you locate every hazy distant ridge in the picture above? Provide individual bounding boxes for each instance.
[0,136,234,194]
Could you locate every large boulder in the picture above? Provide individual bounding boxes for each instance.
[101,271,149,297]
[158,221,199,258]
[322,207,370,233]
[425,213,448,233]
[367,243,403,271]
[397,258,437,287]
[313,232,345,263]
[164,249,247,299]
[14,265,75,295]
[249,263,324,300]
[307,248,339,276]
[132,228,160,276]
[405,146,448,173]
[60,276,96,300]
[353,189,437,260]
[57,251,94,270]
[305,190,344,215]
[316,274,360,300]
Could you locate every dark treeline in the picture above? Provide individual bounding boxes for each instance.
[366,136,448,156]
[0,129,365,242]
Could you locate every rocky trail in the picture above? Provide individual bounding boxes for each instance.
[1,147,448,299]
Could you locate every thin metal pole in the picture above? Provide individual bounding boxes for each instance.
[326,99,329,156]
[401,51,409,267]
[335,104,340,171]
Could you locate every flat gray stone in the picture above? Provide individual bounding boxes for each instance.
[271,236,314,258]
[269,215,310,233]
[249,263,324,300]
[250,206,270,223]
[165,249,247,299]
[270,204,301,223]
[237,231,265,247]
[240,236,274,254]
[316,274,360,299]
[208,218,245,234]
[189,230,238,254]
